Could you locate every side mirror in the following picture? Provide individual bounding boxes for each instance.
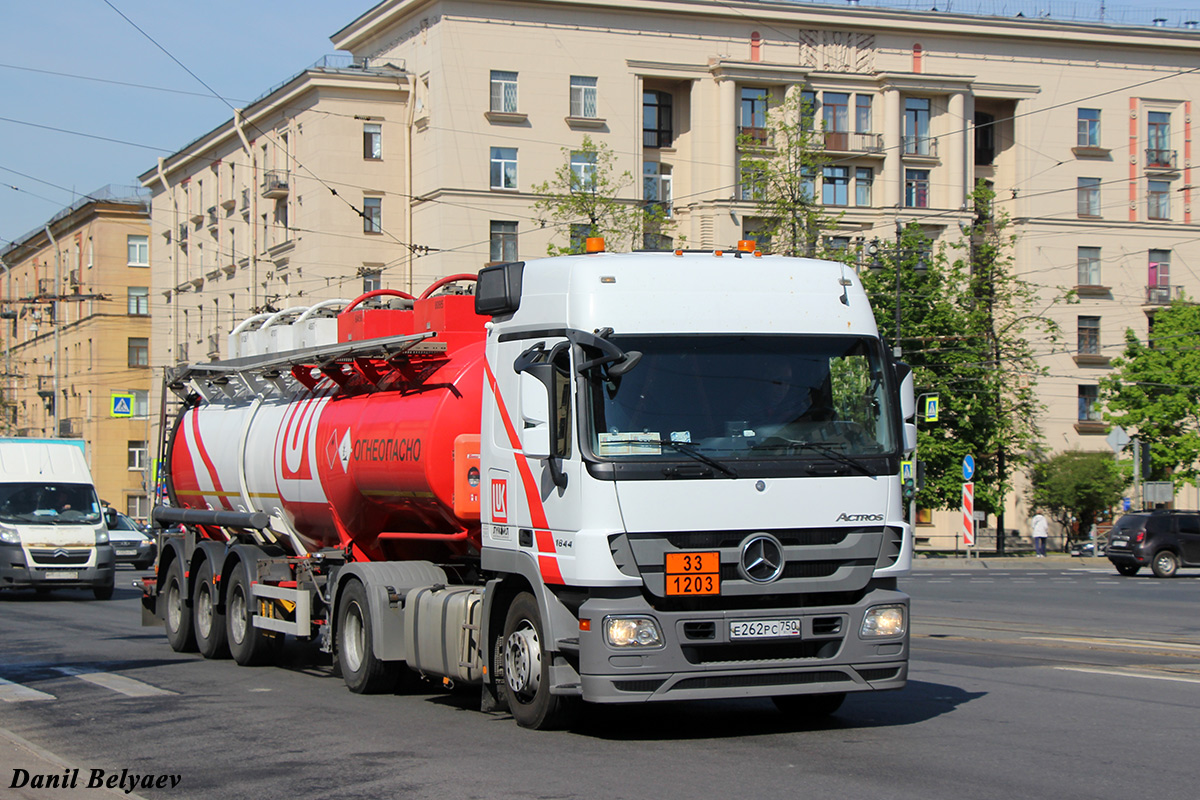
[897,364,916,421]
[520,371,551,459]
[104,508,118,528]
[903,422,917,453]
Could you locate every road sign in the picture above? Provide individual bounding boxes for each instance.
[901,460,914,483]
[1106,426,1129,454]
[962,482,975,546]
[962,454,975,482]
[924,395,940,423]
[111,393,134,418]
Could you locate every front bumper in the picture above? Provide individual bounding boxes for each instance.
[111,540,156,567]
[0,543,115,591]
[575,584,908,703]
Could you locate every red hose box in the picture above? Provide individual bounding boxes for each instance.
[338,308,415,342]
[415,295,489,335]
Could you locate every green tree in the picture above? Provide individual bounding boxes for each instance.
[531,135,664,255]
[1028,451,1128,547]
[738,89,840,256]
[1100,299,1200,485]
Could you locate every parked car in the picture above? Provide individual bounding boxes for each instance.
[103,509,156,570]
[1106,510,1200,578]
[1070,541,1105,557]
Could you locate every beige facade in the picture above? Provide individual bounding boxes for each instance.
[0,187,154,520]
[142,0,1200,546]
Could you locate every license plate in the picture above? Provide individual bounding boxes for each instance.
[44,571,79,580]
[665,551,720,596]
[115,549,137,556]
[730,619,802,639]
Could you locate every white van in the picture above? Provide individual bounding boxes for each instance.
[0,438,115,599]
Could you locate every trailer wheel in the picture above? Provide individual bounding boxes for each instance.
[500,592,574,730]
[335,580,399,694]
[772,692,846,719]
[193,560,229,659]
[162,559,197,652]
[225,567,280,666]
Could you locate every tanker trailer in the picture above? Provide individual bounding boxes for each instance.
[143,242,915,730]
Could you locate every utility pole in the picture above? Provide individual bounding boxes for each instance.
[44,224,61,438]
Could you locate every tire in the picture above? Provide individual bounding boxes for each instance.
[162,559,197,652]
[93,579,114,601]
[34,587,52,597]
[1115,563,1141,577]
[1151,550,1180,579]
[225,566,280,666]
[335,580,399,694]
[134,560,154,571]
[193,560,229,659]
[500,592,575,730]
[772,692,846,718]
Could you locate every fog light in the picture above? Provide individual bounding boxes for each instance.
[604,616,663,648]
[861,605,906,637]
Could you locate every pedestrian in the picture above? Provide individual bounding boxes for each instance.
[1031,512,1049,557]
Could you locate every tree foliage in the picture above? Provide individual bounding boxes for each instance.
[531,135,665,255]
[1028,451,1128,543]
[1100,299,1200,486]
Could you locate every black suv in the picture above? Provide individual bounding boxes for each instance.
[1106,510,1200,578]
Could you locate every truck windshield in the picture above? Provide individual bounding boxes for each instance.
[585,334,897,465]
[0,483,102,525]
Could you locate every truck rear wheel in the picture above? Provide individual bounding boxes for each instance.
[225,566,280,666]
[772,692,846,719]
[500,592,575,730]
[336,580,399,694]
[193,560,229,659]
[162,559,197,652]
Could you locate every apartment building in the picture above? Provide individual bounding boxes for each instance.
[0,186,154,520]
[142,0,1200,546]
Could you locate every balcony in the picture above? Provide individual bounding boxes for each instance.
[177,223,189,246]
[261,170,290,198]
[1146,284,1182,305]
[207,206,219,230]
[59,418,81,438]
[823,131,884,155]
[1146,149,1178,171]
[902,136,939,159]
[737,126,770,147]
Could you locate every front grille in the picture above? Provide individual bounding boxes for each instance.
[683,639,841,664]
[672,670,850,691]
[659,529,850,549]
[29,548,91,566]
[858,667,902,682]
[613,679,667,693]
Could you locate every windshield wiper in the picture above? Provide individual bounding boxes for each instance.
[752,438,876,477]
[600,437,738,478]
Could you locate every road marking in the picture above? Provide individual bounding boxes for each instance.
[0,678,55,702]
[1055,666,1200,685]
[1025,636,1200,653]
[53,667,175,697]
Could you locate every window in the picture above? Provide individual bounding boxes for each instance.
[1147,111,1171,164]
[128,440,148,471]
[1148,250,1171,303]
[490,221,518,262]
[801,166,816,202]
[362,197,382,233]
[490,70,518,113]
[570,76,598,118]
[570,151,597,191]
[740,87,769,144]
[855,167,873,207]
[1077,246,1101,286]
[739,164,766,202]
[363,123,382,159]
[127,495,149,521]
[132,390,149,417]
[1077,386,1101,422]
[822,166,849,206]
[822,92,849,132]
[362,269,381,293]
[127,287,149,316]
[743,220,772,254]
[905,169,930,208]
[643,162,672,213]
[1077,108,1100,147]
[1078,316,1100,355]
[975,112,995,166]
[855,94,872,133]
[127,235,149,267]
[569,223,592,253]
[490,147,518,190]
[128,337,149,367]
[904,98,931,155]
[1077,177,1101,216]
[800,89,817,130]
[1148,179,1170,220]
[643,91,673,148]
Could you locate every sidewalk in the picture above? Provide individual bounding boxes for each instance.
[0,727,149,800]
[912,553,1107,570]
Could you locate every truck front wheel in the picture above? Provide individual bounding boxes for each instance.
[225,567,280,666]
[193,560,229,659]
[162,559,197,652]
[501,592,575,730]
[335,580,399,694]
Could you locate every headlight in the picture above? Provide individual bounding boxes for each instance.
[604,616,663,648]
[96,530,109,545]
[0,528,20,545]
[860,604,906,637]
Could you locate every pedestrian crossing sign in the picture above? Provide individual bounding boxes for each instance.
[924,395,940,423]
[111,393,134,418]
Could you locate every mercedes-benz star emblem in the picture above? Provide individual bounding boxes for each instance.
[738,534,785,583]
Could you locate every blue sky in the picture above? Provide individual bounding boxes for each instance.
[3,0,1200,248]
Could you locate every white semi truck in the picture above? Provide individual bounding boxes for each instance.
[146,242,915,729]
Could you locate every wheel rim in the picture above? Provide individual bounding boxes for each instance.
[1157,553,1175,574]
[196,583,213,638]
[504,620,541,700]
[230,586,248,644]
[167,577,182,632]
[343,602,366,673]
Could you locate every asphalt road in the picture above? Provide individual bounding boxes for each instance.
[2,564,1198,800]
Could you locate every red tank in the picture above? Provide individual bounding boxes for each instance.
[167,281,488,565]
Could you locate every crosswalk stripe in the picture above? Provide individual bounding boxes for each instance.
[0,677,55,702]
[53,667,176,697]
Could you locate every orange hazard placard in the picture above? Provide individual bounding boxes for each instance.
[665,551,720,596]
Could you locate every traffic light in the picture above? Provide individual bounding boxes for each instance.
[1140,440,1152,479]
